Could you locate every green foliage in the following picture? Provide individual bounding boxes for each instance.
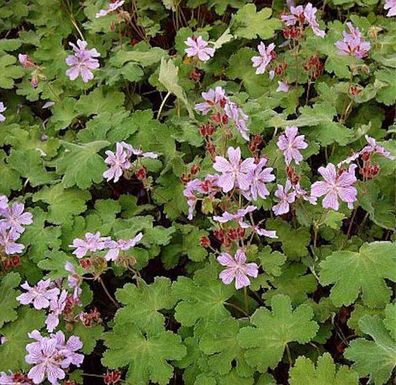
[0,308,45,371]
[238,295,318,371]
[0,1,395,384]
[0,272,20,328]
[102,323,186,385]
[289,353,359,385]
[345,307,396,385]
[319,242,396,308]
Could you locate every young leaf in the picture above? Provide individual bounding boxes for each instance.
[158,58,194,118]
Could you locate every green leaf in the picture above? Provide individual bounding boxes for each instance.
[72,323,104,355]
[0,54,24,89]
[0,150,21,195]
[56,140,109,189]
[319,242,396,308]
[20,207,62,262]
[114,277,176,334]
[289,353,359,385]
[110,47,167,67]
[237,294,318,372]
[231,5,281,40]
[199,317,252,376]
[8,148,55,187]
[102,323,186,385]
[173,260,234,327]
[76,87,125,117]
[0,308,45,371]
[263,264,317,305]
[0,272,20,328]
[345,311,396,385]
[33,184,91,225]
[267,218,310,259]
[158,58,194,118]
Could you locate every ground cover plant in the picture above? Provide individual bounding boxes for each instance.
[0,0,395,384]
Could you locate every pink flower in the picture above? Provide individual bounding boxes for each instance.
[64,262,82,300]
[70,232,108,258]
[51,331,84,367]
[217,249,258,289]
[281,5,304,26]
[65,40,100,82]
[272,180,296,215]
[281,3,325,37]
[311,163,357,210]
[0,202,33,235]
[0,195,8,211]
[245,158,275,201]
[45,290,68,332]
[362,135,395,160]
[194,86,226,115]
[239,222,278,238]
[96,0,125,18]
[17,280,60,310]
[213,205,257,224]
[0,372,31,385]
[384,0,396,16]
[277,126,308,165]
[185,36,215,62]
[120,142,158,159]
[213,147,256,193]
[294,183,317,204]
[183,175,219,220]
[25,331,83,385]
[103,143,131,183]
[224,101,250,141]
[303,3,325,37]
[335,23,370,59]
[104,233,143,261]
[251,42,276,75]
[0,222,24,255]
[276,81,289,93]
[0,102,6,122]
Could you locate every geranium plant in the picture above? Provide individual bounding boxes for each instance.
[0,1,395,385]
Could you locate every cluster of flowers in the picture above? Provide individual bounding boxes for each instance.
[338,135,395,176]
[195,86,250,141]
[17,278,77,333]
[8,274,85,384]
[24,330,83,385]
[335,22,371,59]
[0,196,32,263]
[281,2,325,38]
[103,142,158,183]
[70,231,143,262]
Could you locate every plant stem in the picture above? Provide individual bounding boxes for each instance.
[224,301,249,317]
[157,91,172,120]
[243,286,249,313]
[98,277,120,308]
